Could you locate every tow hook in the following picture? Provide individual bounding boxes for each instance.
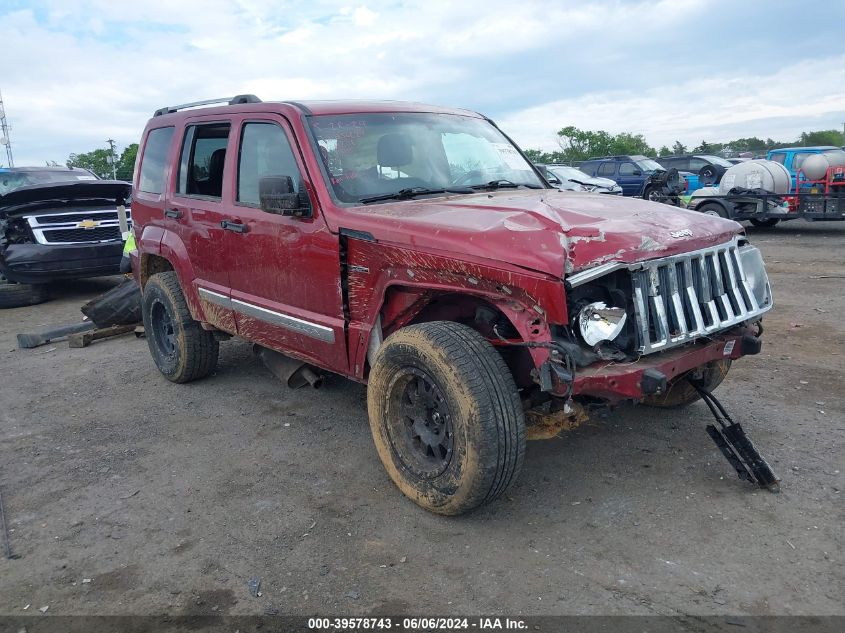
[688,379,780,492]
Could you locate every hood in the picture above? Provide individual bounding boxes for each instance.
[339,189,741,278]
[583,175,618,189]
[0,180,131,216]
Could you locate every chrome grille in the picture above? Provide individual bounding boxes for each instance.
[24,209,131,245]
[629,238,769,354]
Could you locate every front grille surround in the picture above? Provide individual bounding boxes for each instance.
[24,208,131,245]
[628,237,771,354]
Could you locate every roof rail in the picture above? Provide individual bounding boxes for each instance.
[153,94,262,117]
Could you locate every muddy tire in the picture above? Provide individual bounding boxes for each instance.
[142,271,218,383]
[0,274,49,309]
[642,359,731,408]
[367,321,525,515]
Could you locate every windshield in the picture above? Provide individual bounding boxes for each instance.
[632,157,663,172]
[307,112,544,203]
[698,155,734,167]
[0,169,97,196]
[549,165,592,181]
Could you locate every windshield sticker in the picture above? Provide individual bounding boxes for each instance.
[76,175,97,180]
[492,143,526,170]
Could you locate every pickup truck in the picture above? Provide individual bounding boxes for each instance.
[766,146,845,191]
[131,96,776,514]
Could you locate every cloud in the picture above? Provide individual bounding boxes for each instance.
[496,55,845,150]
[1,0,843,166]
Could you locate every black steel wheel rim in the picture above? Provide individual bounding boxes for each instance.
[150,299,177,359]
[386,367,454,479]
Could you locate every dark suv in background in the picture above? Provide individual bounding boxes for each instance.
[655,154,734,186]
[0,166,131,308]
[578,155,666,197]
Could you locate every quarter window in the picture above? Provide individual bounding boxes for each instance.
[177,123,231,198]
[138,127,174,194]
[597,162,616,178]
[237,122,304,207]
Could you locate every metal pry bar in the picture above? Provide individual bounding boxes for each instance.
[689,379,780,493]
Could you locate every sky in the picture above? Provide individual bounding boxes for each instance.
[2,0,844,166]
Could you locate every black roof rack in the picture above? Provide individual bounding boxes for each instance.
[153,94,262,117]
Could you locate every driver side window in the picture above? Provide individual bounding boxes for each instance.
[237,122,303,208]
[618,162,637,176]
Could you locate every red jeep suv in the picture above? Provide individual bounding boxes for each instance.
[131,95,773,514]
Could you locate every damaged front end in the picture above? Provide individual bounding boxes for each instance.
[524,235,771,427]
[0,181,131,284]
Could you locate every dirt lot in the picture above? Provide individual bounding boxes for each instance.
[0,222,842,618]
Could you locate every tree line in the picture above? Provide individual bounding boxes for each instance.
[64,144,138,180]
[60,127,844,178]
[523,127,845,165]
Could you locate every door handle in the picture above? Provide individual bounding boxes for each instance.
[221,220,248,233]
[164,208,183,219]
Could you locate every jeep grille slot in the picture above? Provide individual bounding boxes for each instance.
[629,239,768,354]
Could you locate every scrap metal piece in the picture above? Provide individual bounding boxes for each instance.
[17,321,95,349]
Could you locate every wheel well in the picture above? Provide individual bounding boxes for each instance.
[139,254,174,287]
[386,291,535,390]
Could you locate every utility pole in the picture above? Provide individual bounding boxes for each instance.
[107,138,117,179]
[0,89,14,168]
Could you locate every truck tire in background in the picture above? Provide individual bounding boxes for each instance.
[141,271,219,383]
[699,164,724,186]
[749,218,780,228]
[696,202,729,219]
[367,321,525,515]
[0,273,50,309]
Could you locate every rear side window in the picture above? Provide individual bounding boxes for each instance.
[138,127,174,194]
[793,153,809,170]
[177,123,231,198]
[597,162,616,178]
[769,153,786,165]
[237,122,304,207]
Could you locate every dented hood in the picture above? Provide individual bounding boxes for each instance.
[339,189,742,278]
[0,180,131,216]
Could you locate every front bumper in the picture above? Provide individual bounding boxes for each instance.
[0,241,123,284]
[557,324,761,403]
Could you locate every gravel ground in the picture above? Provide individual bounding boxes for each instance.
[0,222,842,617]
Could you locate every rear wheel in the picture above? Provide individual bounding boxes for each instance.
[749,218,779,228]
[142,271,218,383]
[367,321,525,515]
[0,273,50,309]
[642,360,731,408]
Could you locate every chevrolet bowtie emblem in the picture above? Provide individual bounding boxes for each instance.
[76,219,100,229]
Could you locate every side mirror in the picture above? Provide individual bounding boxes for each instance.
[632,170,642,176]
[259,176,312,218]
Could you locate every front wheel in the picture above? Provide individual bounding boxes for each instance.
[367,322,525,515]
[142,271,219,383]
